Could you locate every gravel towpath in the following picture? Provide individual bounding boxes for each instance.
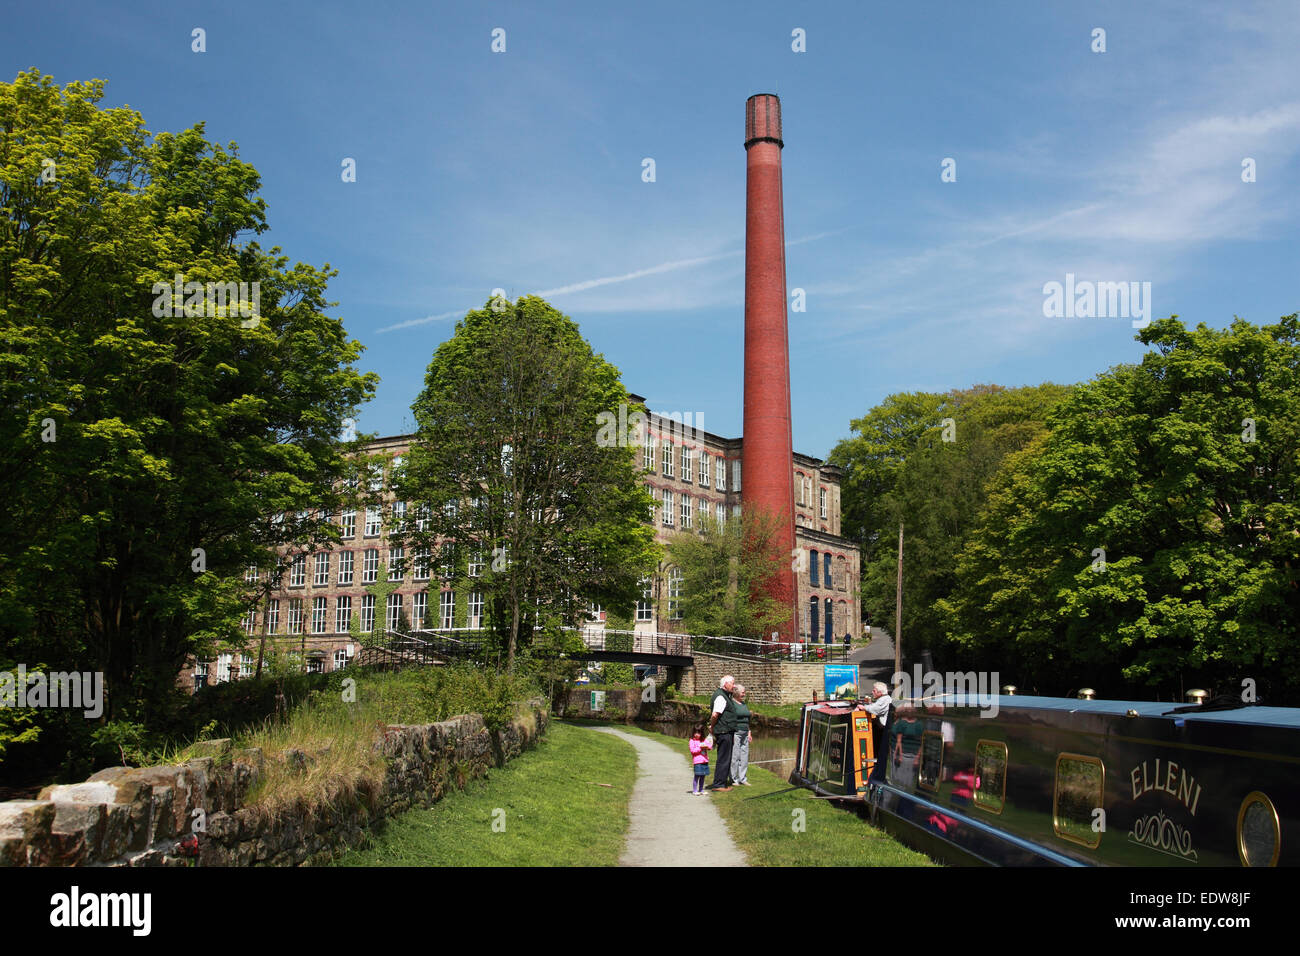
[592,726,748,867]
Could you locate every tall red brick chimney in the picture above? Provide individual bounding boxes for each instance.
[742,93,798,642]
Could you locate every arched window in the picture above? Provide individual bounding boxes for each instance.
[824,598,833,643]
[824,552,832,589]
[809,597,819,640]
[810,549,820,586]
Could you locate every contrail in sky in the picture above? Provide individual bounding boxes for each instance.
[375,230,845,334]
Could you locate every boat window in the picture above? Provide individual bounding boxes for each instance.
[1053,753,1104,849]
[1237,792,1280,867]
[918,731,944,792]
[974,740,1008,815]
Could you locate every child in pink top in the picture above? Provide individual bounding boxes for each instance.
[689,722,712,795]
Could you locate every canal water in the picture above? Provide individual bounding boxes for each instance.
[634,720,798,781]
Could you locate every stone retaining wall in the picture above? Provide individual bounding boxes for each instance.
[682,651,833,705]
[0,698,548,867]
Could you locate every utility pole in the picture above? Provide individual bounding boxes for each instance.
[894,521,903,693]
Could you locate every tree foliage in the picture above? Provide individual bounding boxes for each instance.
[667,508,791,641]
[0,70,377,755]
[396,295,659,669]
[832,383,1069,658]
[942,317,1300,701]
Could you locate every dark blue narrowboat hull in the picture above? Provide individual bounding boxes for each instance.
[793,695,1300,867]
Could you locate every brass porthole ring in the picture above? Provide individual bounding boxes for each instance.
[1236,791,1280,867]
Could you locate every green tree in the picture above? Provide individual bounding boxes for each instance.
[830,383,1067,659]
[666,508,790,641]
[396,295,659,670]
[0,70,377,737]
[943,317,1300,701]
[829,391,948,550]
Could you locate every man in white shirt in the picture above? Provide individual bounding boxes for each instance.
[864,681,892,784]
[707,674,737,791]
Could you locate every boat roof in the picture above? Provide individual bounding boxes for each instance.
[882,694,1300,728]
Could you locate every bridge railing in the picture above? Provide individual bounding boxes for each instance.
[364,624,850,665]
[687,632,851,663]
[573,626,849,663]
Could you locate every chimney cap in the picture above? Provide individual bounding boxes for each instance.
[745,93,783,150]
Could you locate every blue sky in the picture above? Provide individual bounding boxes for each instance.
[5,0,1298,458]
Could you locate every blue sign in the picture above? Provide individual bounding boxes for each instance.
[824,665,860,700]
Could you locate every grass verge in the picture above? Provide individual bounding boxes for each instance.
[667,694,805,723]
[613,723,937,867]
[227,665,538,815]
[332,722,636,866]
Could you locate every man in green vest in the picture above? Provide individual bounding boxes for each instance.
[707,674,737,791]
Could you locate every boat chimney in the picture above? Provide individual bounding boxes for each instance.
[1185,688,1209,705]
[1076,688,1096,700]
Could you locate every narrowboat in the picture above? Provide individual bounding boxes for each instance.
[792,694,1298,866]
[789,699,878,798]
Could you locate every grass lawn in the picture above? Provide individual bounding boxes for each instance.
[333,721,637,866]
[669,694,805,723]
[613,723,938,867]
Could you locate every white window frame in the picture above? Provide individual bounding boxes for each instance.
[288,598,303,634]
[682,446,693,483]
[389,548,404,581]
[820,487,827,519]
[662,489,674,525]
[360,595,376,633]
[268,599,280,634]
[440,591,455,629]
[680,495,691,529]
[700,454,709,486]
[636,577,653,622]
[340,509,356,539]
[469,591,483,627]
[716,456,725,491]
[289,554,306,587]
[312,596,328,633]
[643,435,656,471]
[313,552,329,587]
[336,595,352,633]
[363,548,379,583]
[334,649,348,671]
[364,507,382,537]
[668,568,683,620]
[216,653,231,683]
[392,500,406,532]
[414,547,431,581]
[413,591,428,629]
[386,593,403,631]
[662,442,674,477]
[337,551,354,585]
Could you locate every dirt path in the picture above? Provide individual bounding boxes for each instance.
[592,726,748,867]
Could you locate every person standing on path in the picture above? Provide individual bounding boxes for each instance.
[688,723,712,795]
[730,684,753,786]
[708,675,737,791]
